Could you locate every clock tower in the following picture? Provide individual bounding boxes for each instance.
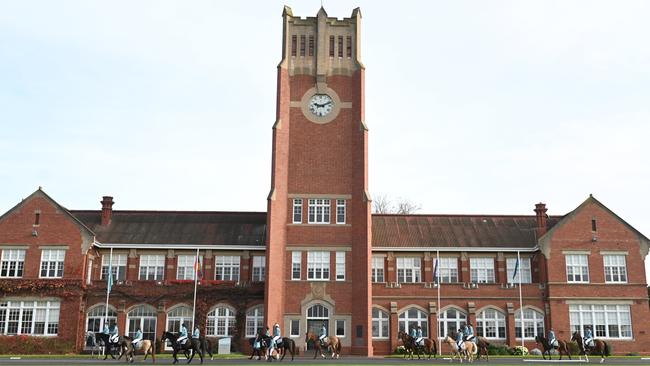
[264,6,372,355]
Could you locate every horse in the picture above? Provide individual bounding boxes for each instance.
[305,332,341,359]
[474,336,490,361]
[118,335,156,363]
[443,334,477,363]
[396,330,437,359]
[571,331,609,363]
[254,334,296,361]
[94,332,120,360]
[248,334,265,360]
[535,335,571,360]
[183,338,213,361]
[161,331,203,364]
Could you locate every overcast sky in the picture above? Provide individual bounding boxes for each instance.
[1,1,649,270]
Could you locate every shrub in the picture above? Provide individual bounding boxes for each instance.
[512,346,529,356]
[0,336,76,354]
[487,344,511,355]
[394,345,407,354]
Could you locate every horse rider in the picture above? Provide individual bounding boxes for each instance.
[415,325,424,347]
[192,325,201,340]
[272,323,282,349]
[455,329,465,350]
[409,325,417,348]
[583,326,594,349]
[132,327,143,349]
[102,323,110,336]
[319,322,328,346]
[109,322,120,344]
[463,323,476,343]
[177,323,189,345]
[548,328,558,348]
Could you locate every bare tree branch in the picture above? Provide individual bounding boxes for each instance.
[395,198,422,214]
[372,194,393,214]
[372,194,421,214]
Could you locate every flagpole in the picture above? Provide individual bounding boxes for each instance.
[104,247,113,327]
[436,250,441,355]
[192,248,199,329]
[517,250,524,353]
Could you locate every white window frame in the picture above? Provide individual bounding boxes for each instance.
[307,251,330,280]
[335,319,345,337]
[207,306,236,337]
[1,249,25,278]
[101,253,127,281]
[308,199,330,224]
[215,255,240,281]
[372,308,389,339]
[176,255,202,280]
[291,252,301,280]
[569,304,632,339]
[336,199,346,224]
[138,255,165,281]
[245,306,264,337]
[86,305,117,333]
[438,308,467,339]
[39,249,65,278]
[437,257,458,283]
[126,305,157,341]
[604,255,627,283]
[470,257,495,283]
[476,308,507,339]
[371,256,384,283]
[165,306,193,350]
[566,254,590,283]
[0,300,60,336]
[252,256,266,282]
[507,257,532,284]
[515,308,544,340]
[396,257,421,283]
[335,252,345,281]
[398,308,428,337]
[292,199,302,224]
[290,319,300,337]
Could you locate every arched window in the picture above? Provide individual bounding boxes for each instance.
[207,306,235,337]
[86,305,117,333]
[372,307,389,339]
[476,308,506,339]
[515,308,544,339]
[398,308,428,337]
[306,304,330,336]
[126,305,157,341]
[438,308,467,338]
[246,305,264,337]
[166,305,193,333]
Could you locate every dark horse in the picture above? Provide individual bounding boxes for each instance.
[396,331,436,359]
[94,333,120,360]
[571,331,609,363]
[161,331,204,364]
[253,334,296,361]
[535,335,571,360]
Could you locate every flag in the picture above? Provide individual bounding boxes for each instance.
[194,256,203,280]
[107,263,113,294]
[433,258,439,283]
[512,257,520,282]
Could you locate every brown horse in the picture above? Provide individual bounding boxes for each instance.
[443,335,476,363]
[397,330,437,359]
[571,331,609,363]
[118,336,156,363]
[305,332,341,359]
[535,335,571,360]
[474,336,490,361]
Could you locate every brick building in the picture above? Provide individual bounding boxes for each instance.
[1,6,649,356]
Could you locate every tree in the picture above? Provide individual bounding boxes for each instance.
[372,194,421,214]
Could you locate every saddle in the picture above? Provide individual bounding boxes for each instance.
[320,337,329,345]
[275,339,283,347]
[549,339,559,348]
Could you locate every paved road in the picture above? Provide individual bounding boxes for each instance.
[0,356,648,366]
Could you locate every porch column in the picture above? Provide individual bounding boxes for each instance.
[389,302,399,353]
[506,302,516,347]
[428,302,438,342]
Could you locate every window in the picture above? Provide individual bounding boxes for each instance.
[346,36,352,57]
[292,199,302,223]
[40,249,65,278]
[139,255,165,281]
[437,257,458,283]
[336,199,346,224]
[215,256,240,281]
[336,252,345,281]
[1,249,25,278]
[300,35,306,56]
[397,257,421,283]
[592,218,597,232]
[291,252,301,280]
[34,212,40,226]
[252,256,265,282]
[165,306,192,350]
[207,306,236,336]
[604,255,627,283]
[335,319,345,337]
[101,253,127,281]
[308,199,330,224]
[569,304,632,339]
[329,36,335,57]
[245,306,264,337]
[337,36,343,57]
[476,309,506,339]
[291,35,297,57]
[470,257,495,283]
[86,305,116,333]
[515,308,544,339]
[127,305,157,341]
[507,257,532,284]
[177,255,201,280]
[308,35,314,56]
[290,319,300,337]
[438,308,467,338]
[398,308,428,337]
[307,251,329,280]
[566,254,589,283]
[0,300,60,335]
[371,256,384,283]
[372,308,389,339]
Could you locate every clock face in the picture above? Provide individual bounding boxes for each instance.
[308,94,334,117]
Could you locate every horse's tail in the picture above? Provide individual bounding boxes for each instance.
[604,341,610,357]
[151,339,156,362]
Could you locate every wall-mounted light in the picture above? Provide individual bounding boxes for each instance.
[31,229,38,237]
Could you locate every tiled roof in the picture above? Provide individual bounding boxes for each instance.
[371,214,562,248]
[71,211,266,246]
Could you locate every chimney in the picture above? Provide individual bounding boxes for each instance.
[534,202,548,237]
[101,196,114,226]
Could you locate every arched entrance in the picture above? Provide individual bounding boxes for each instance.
[306,304,329,350]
